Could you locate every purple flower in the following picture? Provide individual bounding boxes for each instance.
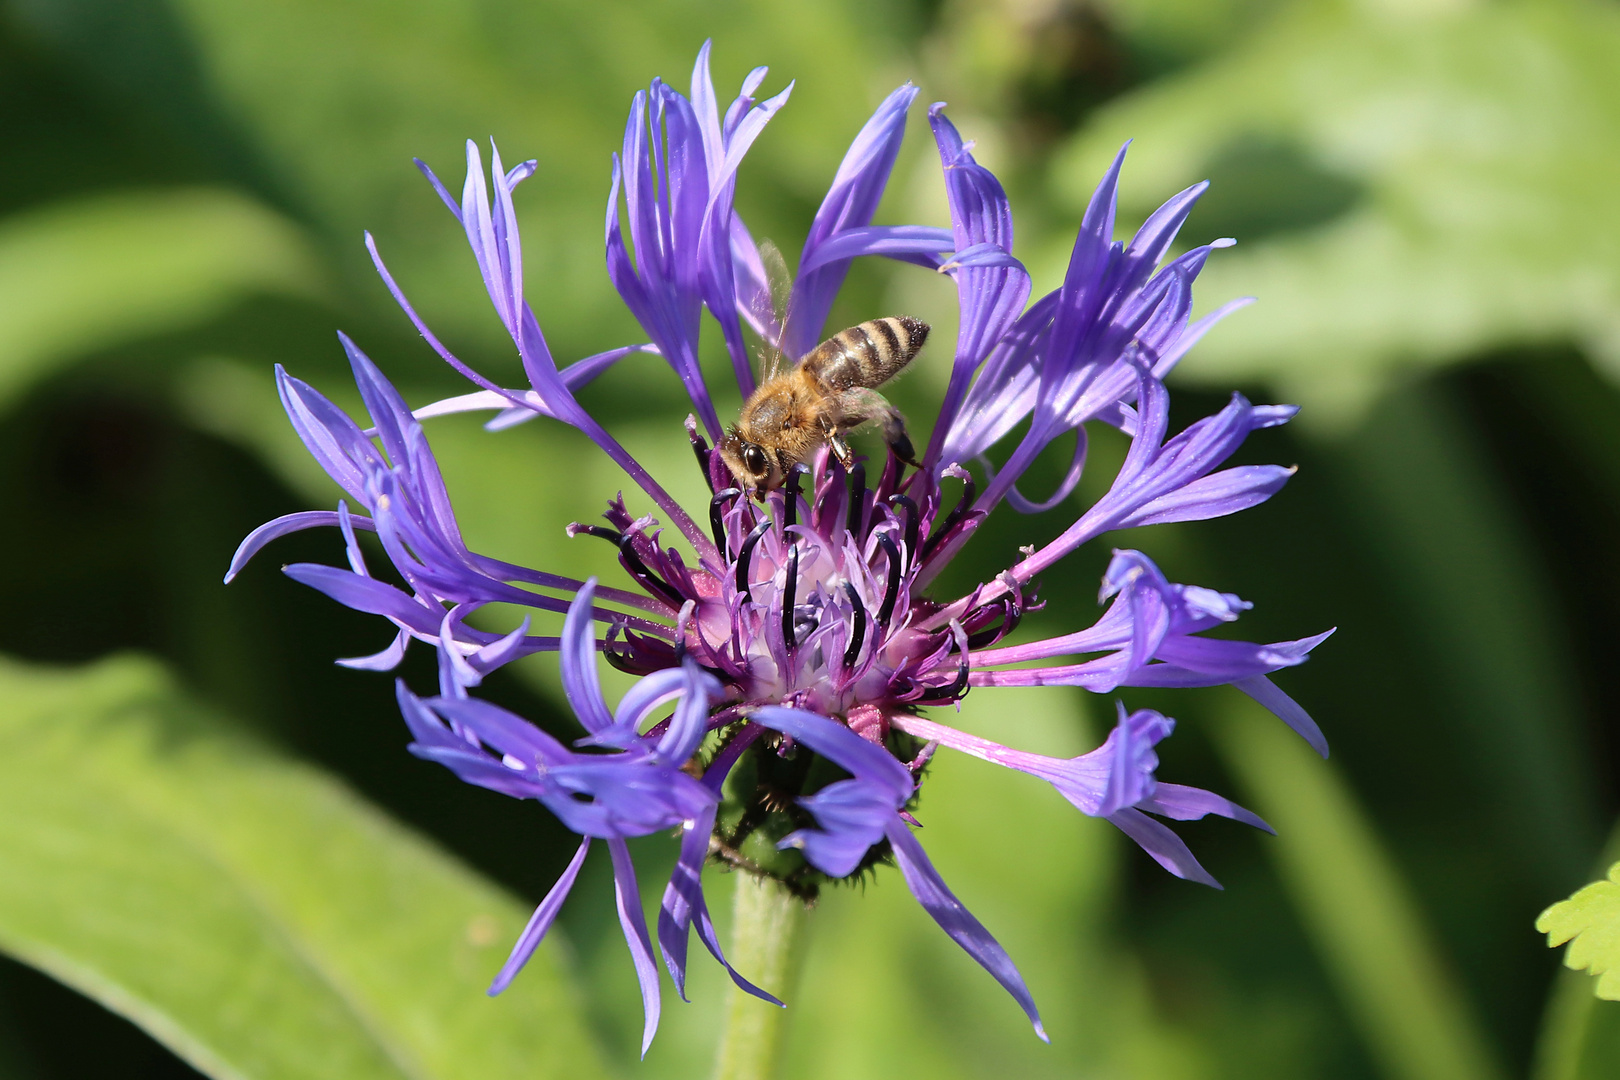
[895,703,1273,888]
[228,41,1332,1050]
[606,42,793,426]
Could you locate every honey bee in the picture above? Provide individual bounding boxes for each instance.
[719,315,930,495]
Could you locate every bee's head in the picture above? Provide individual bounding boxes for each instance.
[719,430,780,496]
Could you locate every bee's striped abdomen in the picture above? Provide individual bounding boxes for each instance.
[800,315,929,391]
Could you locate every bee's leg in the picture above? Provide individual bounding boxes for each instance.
[874,402,920,468]
[884,416,921,470]
[842,388,922,469]
[827,431,854,467]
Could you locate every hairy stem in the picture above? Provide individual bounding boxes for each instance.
[713,874,809,1080]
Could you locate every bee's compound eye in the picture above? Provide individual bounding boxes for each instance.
[742,444,768,476]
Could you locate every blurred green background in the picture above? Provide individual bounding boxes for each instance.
[0,0,1617,1077]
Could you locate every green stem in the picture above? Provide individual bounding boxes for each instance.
[713,875,808,1080]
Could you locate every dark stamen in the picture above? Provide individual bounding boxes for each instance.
[875,449,901,503]
[573,524,624,545]
[841,582,867,672]
[966,572,1025,648]
[914,652,970,702]
[965,598,1023,650]
[735,518,772,600]
[688,417,716,494]
[812,454,846,533]
[782,463,810,533]
[846,461,867,539]
[997,583,1023,639]
[710,488,741,554]
[781,544,799,650]
[617,531,686,608]
[887,494,919,561]
[922,470,977,560]
[601,622,677,675]
[875,530,903,626]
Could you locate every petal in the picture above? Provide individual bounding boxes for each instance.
[341,333,416,467]
[1120,465,1297,528]
[560,580,615,735]
[224,509,374,583]
[653,660,722,765]
[788,82,919,356]
[580,666,688,750]
[422,694,570,765]
[1106,806,1221,888]
[609,838,663,1058]
[336,629,410,672]
[365,233,521,404]
[413,157,462,218]
[275,366,377,503]
[797,225,954,273]
[1141,783,1272,833]
[1124,180,1207,273]
[657,805,783,1006]
[780,778,895,877]
[407,745,542,800]
[938,242,1025,271]
[282,563,434,629]
[749,706,913,796]
[656,806,706,1000]
[1148,630,1331,680]
[1003,427,1087,514]
[488,837,591,995]
[885,819,1047,1041]
[1235,673,1331,758]
[1152,296,1253,379]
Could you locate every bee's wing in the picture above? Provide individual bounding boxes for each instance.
[743,238,795,381]
[735,224,784,328]
[763,240,797,379]
[760,241,794,333]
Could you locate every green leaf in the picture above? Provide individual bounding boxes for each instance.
[0,189,325,407]
[1336,382,1595,885]
[0,652,607,1080]
[1051,0,1620,425]
[164,0,927,358]
[1539,863,1620,1000]
[1530,967,1620,1080]
[1212,689,1507,1080]
[1533,821,1620,1078]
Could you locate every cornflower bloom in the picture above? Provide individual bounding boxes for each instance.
[228,42,1331,1053]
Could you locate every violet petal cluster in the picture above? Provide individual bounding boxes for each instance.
[229,41,1332,1052]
